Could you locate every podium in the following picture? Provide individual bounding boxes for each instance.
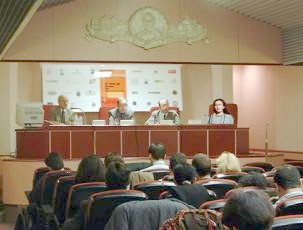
[16,125,249,159]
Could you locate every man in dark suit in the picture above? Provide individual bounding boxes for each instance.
[145,98,180,125]
[108,98,134,125]
[49,95,74,125]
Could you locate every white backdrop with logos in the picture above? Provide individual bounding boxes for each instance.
[42,63,183,112]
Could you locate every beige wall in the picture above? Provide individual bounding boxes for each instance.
[3,0,281,63]
[233,65,303,152]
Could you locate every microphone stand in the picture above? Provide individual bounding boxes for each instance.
[265,123,269,160]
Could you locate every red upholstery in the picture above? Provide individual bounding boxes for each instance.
[43,104,56,121]
[98,107,115,123]
[272,214,303,229]
[150,106,180,115]
[241,166,265,174]
[199,198,226,211]
[209,103,238,126]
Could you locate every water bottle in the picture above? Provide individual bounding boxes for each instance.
[78,116,83,125]
[74,114,78,126]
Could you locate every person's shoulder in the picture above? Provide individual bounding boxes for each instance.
[151,110,160,115]
[169,110,179,115]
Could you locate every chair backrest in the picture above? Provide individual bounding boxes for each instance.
[199,198,226,212]
[276,195,303,216]
[32,167,51,189]
[40,169,73,205]
[195,178,237,199]
[43,104,56,121]
[241,166,265,174]
[85,189,147,230]
[213,172,248,182]
[52,175,76,225]
[209,103,237,126]
[244,162,274,172]
[126,162,152,171]
[142,169,171,180]
[65,182,107,219]
[224,186,277,199]
[134,181,176,200]
[272,215,303,229]
[150,106,180,115]
[98,107,115,123]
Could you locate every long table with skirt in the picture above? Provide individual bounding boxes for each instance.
[16,125,249,159]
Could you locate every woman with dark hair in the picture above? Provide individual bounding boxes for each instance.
[208,98,234,124]
[75,154,106,183]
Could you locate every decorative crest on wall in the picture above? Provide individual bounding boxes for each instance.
[85,7,209,49]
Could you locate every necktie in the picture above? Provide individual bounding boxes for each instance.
[61,110,65,123]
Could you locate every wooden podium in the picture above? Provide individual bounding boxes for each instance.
[16,125,249,159]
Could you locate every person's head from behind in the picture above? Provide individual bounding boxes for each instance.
[169,152,187,170]
[106,161,130,189]
[148,143,166,162]
[104,152,124,168]
[192,153,212,179]
[76,154,105,183]
[173,163,196,185]
[158,98,169,114]
[117,97,127,113]
[212,98,229,114]
[274,164,301,197]
[216,151,241,173]
[44,152,64,170]
[223,190,274,230]
[238,172,269,189]
[58,95,68,110]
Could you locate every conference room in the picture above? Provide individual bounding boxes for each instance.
[1,0,303,229]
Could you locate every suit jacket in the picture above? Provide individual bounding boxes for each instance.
[108,107,134,124]
[49,106,74,124]
[145,109,180,125]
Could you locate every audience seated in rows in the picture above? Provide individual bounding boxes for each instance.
[62,161,131,230]
[274,164,303,205]
[192,153,212,180]
[223,190,274,230]
[141,143,169,172]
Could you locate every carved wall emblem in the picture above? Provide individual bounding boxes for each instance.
[85,7,209,49]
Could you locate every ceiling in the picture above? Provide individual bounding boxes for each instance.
[207,0,303,30]
[0,0,303,64]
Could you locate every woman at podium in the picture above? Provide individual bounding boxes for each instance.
[208,98,234,125]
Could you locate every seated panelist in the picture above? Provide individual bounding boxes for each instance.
[145,98,180,125]
[48,95,74,125]
[208,98,234,125]
[108,98,134,125]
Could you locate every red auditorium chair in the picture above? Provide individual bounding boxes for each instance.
[84,189,147,230]
[199,198,226,212]
[244,162,274,172]
[276,195,303,216]
[65,182,107,219]
[241,166,265,174]
[213,172,248,182]
[195,178,237,199]
[134,181,176,200]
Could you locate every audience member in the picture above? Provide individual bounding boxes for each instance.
[104,152,124,168]
[238,172,269,189]
[129,171,154,188]
[216,151,241,173]
[274,164,303,205]
[106,161,130,189]
[223,190,274,230]
[169,152,187,171]
[141,143,169,171]
[168,163,210,208]
[75,154,105,183]
[30,152,64,203]
[192,153,212,180]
